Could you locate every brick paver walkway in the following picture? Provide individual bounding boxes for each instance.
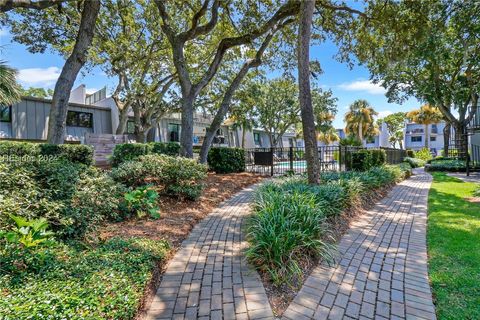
[146,169,436,320]
[283,169,436,320]
[145,184,275,320]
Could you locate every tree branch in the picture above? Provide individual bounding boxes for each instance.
[0,0,72,12]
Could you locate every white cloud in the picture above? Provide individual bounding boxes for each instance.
[0,28,9,37]
[377,110,393,119]
[338,79,386,95]
[17,67,61,86]
[86,88,99,95]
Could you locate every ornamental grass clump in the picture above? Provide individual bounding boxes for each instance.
[246,185,333,285]
[246,164,411,287]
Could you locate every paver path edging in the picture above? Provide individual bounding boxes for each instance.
[145,169,436,320]
[283,169,436,320]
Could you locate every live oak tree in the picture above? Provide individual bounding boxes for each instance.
[313,88,338,144]
[355,0,480,158]
[20,86,54,98]
[0,0,71,12]
[5,0,100,144]
[153,0,301,157]
[94,0,176,141]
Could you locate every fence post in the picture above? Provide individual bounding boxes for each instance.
[270,147,274,176]
[338,146,343,171]
[289,146,294,172]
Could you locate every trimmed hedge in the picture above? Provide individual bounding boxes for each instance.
[406,149,415,158]
[111,142,180,166]
[207,147,245,173]
[348,149,386,171]
[426,159,466,172]
[0,141,93,165]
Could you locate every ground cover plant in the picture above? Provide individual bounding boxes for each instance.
[415,147,433,162]
[0,235,169,319]
[427,173,480,319]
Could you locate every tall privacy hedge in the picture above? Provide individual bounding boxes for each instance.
[207,147,245,173]
[0,141,93,165]
[111,142,180,166]
[348,149,386,171]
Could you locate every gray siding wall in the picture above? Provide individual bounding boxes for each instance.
[9,98,112,141]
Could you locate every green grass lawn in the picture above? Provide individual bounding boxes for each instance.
[428,172,480,319]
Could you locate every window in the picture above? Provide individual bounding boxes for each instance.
[66,111,93,128]
[411,136,422,142]
[168,123,180,142]
[126,120,135,134]
[0,105,11,122]
[430,136,436,142]
[253,132,261,146]
[366,136,375,144]
[431,124,438,134]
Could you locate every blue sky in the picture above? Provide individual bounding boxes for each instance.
[0,27,420,129]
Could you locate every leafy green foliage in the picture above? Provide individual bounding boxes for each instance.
[339,135,362,146]
[406,149,415,157]
[111,142,180,166]
[0,159,125,239]
[426,159,466,172]
[207,147,245,174]
[247,165,409,286]
[348,149,386,171]
[403,157,425,168]
[0,237,169,319]
[415,148,433,161]
[0,141,93,165]
[111,154,207,200]
[377,112,406,148]
[1,215,55,249]
[428,173,480,319]
[124,186,160,219]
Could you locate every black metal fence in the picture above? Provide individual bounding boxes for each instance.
[245,146,407,176]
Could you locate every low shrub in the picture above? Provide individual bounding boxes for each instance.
[0,141,93,165]
[124,186,160,219]
[406,149,415,158]
[150,142,180,157]
[111,143,150,166]
[207,147,245,173]
[0,159,125,239]
[111,154,208,200]
[348,149,386,171]
[111,142,180,166]
[0,237,169,319]
[415,147,433,161]
[404,157,425,168]
[426,159,466,172]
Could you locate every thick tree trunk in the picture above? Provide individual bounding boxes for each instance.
[116,106,130,134]
[443,122,451,157]
[297,0,320,185]
[47,0,100,144]
[180,97,195,157]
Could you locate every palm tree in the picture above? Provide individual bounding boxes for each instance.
[316,111,339,145]
[407,105,443,149]
[317,127,339,144]
[344,99,379,143]
[0,61,21,105]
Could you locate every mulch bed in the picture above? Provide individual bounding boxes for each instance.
[100,172,264,246]
[262,184,396,316]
